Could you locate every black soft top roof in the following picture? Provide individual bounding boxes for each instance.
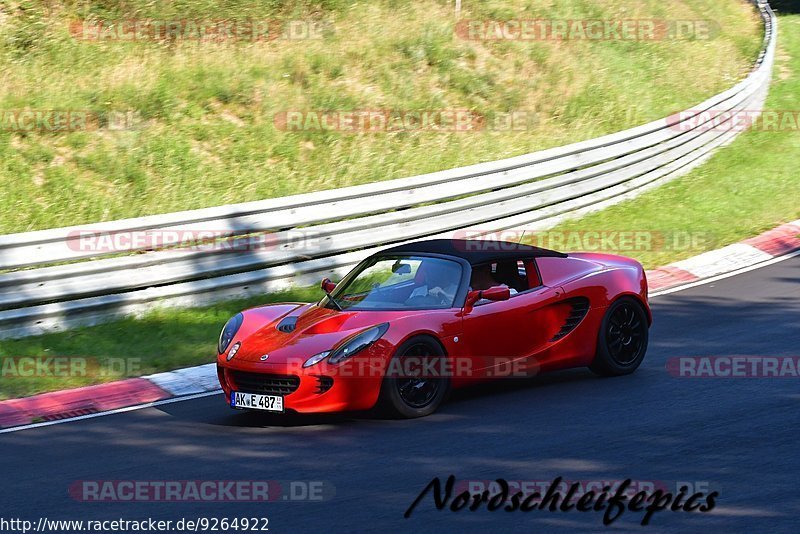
[379,239,567,265]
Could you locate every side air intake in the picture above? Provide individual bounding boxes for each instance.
[550,297,590,342]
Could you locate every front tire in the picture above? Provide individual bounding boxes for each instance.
[377,335,450,418]
[590,297,649,376]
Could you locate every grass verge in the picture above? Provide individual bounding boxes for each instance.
[0,0,760,233]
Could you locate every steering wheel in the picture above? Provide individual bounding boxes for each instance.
[406,288,449,307]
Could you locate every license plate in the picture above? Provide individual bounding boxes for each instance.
[231,391,284,412]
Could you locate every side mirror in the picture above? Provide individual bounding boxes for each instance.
[464,285,510,313]
[482,286,511,301]
[321,278,336,293]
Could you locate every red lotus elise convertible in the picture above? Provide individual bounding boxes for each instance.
[216,239,651,418]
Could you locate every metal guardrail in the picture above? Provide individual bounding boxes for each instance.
[0,1,777,338]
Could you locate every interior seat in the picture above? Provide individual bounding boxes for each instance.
[493,261,527,292]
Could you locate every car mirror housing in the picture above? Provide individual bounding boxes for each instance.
[392,262,412,275]
[464,286,511,313]
[321,278,337,293]
[482,286,511,301]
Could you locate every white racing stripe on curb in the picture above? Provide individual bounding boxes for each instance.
[145,363,218,396]
[650,248,800,297]
[145,373,205,396]
[671,243,774,279]
[174,363,221,392]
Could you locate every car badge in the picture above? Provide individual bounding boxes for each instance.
[260,354,270,361]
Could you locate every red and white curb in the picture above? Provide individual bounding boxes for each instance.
[0,365,220,432]
[646,220,800,292]
[145,363,219,396]
[1,220,799,431]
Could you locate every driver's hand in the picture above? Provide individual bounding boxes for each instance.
[428,287,448,302]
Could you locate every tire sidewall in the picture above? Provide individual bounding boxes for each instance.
[592,296,649,376]
[379,335,450,418]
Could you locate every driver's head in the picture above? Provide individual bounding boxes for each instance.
[470,264,495,290]
[426,262,450,289]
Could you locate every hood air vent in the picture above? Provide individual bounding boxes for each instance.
[276,316,298,333]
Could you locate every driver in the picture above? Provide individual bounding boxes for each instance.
[407,263,458,303]
[470,263,517,296]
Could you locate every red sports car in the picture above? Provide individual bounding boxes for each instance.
[216,239,651,418]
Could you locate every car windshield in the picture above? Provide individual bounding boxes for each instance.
[324,255,463,310]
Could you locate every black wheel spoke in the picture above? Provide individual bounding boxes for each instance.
[395,342,441,409]
[606,302,647,366]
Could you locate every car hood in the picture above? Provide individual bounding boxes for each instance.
[229,303,410,365]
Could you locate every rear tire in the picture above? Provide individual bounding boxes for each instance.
[590,297,649,376]
[377,335,450,418]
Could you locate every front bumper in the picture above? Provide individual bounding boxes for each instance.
[217,359,384,413]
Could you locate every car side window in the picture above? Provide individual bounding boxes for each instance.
[522,259,542,290]
[469,258,541,305]
[491,260,528,294]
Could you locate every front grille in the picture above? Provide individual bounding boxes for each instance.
[228,370,300,396]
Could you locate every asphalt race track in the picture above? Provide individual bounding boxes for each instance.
[1,256,798,532]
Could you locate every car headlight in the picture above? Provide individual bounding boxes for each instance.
[218,313,244,354]
[226,342,241,361]
[303,351,331,368]
[328,323,389,365]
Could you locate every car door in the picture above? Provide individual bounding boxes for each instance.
[460,284,564,380]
